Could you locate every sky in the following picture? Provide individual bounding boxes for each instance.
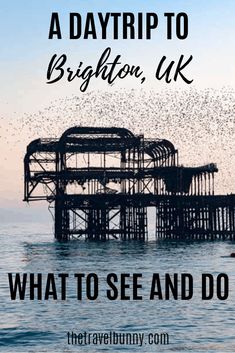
[0,0,234,214]
[1,0,235,112]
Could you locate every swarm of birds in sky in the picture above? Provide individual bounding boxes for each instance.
[0,87,234,195]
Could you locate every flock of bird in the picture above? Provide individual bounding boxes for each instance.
[0,87,234,195]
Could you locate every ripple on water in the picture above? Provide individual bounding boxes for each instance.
[1,224,235,352]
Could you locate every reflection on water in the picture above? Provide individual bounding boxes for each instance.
[1,222,235,352]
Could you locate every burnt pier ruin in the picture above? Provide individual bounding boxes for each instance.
[24,127,235,240]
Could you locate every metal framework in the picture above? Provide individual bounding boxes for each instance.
[24,126,235,240]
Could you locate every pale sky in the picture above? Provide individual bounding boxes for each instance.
[0,1,234,211]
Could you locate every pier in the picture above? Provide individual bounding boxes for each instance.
[24,127,235,240]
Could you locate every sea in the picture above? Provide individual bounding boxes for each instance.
[1,222,235,353]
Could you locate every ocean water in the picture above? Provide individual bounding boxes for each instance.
[1,223,235,352]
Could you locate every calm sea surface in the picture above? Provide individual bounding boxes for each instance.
[1,222,235,352]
